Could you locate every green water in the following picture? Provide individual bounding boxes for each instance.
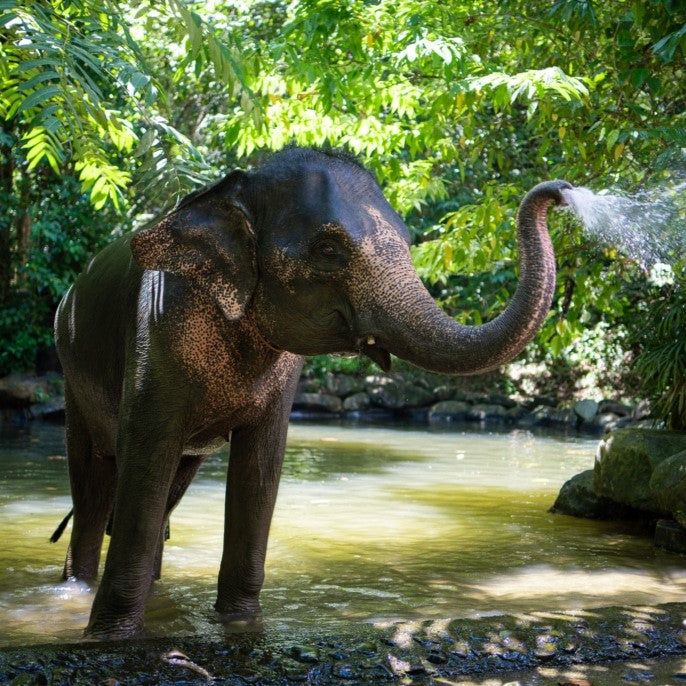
[1,421,684,647]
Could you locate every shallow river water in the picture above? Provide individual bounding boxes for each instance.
[1,421,685,648]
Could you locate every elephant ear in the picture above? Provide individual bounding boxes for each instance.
[130,171,256,321]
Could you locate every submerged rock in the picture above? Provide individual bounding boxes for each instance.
[550,469,637,520]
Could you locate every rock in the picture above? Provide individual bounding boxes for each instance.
[649,449,686,517]
[368,379,434,409]
[486,393,517,409]
[505,404,527,420]
[433,385,456,401]
[574,399,598,423]
[594,429,686,512]
[654,518,686,555]
[0,374,53,408]
[292,393,342,413]
[324,374,364,398]
[467,404,508,421]
[428,400,471,423]
[549,470,637,520]
[531,396,558,408]
[364,374,393,390]
[31,396,66,420]
[597,412,622,431]
[342,392,371,412]
[524,405,575,427]
[297,378,321,394]
[598,400,632,417]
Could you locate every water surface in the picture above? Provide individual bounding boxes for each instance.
[1,421,684,647]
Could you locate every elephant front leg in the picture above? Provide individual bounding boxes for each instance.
[215,398,292,617]
[85,406,185,638]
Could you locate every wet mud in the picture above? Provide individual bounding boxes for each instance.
[1,602,685,685]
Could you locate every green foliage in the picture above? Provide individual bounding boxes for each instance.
[0,0,685,425]
[630,265,686,430]
[0,175,125,374]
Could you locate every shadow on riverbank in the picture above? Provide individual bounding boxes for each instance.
[1,602,685,684]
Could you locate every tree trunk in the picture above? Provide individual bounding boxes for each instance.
[0,119,13,305]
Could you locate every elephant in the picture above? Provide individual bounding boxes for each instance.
[53,146,572,638]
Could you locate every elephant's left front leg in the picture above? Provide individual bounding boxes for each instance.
[215,397,292,616]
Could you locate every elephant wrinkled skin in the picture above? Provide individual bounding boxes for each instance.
[53,146,572,638]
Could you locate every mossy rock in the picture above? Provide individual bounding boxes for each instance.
[594,429,686,513]
[649,449,686,519]
[550,470,638,520]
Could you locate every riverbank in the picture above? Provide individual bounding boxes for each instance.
[1,602,685,684]
[0,368,652,436]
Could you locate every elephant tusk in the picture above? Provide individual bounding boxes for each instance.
[367,336,376,345]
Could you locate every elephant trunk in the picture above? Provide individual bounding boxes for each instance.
[363,180,572,375]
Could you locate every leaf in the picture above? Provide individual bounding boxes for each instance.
[16,84,61,114]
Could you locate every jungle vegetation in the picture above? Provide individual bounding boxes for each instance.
[0,0,685,426]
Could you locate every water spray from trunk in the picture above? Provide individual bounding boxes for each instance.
[561,181,686,268]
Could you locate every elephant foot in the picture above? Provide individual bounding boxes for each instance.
[214,595,262,619]
[215,603,264,633]
[84,619,145,641]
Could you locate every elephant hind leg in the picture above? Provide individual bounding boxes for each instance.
[62,384,116,582]
[152,454,205,581]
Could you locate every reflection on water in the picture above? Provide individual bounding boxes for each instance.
[0,421,684,647]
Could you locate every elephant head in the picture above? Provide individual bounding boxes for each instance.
[131,147,571,374]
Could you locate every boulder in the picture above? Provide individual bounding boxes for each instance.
[292,393,342,413]
[596,412,622,432]
[342,392,371,412]
[486,393,517,409]
[428,400,471,423]
[297,378,321,394]
[594,429,686,512]
[598,400,632,417]
[324,373,365,398]
[433,385,456,401]
[649,449,686,519]
[0,373,53,407]
[574,399,598,423]
[368,379,434,410]
[654,519,686,555]
[31,395,66,420]
[523,405,575,427]
[549,470,636,520]
[467,403,508,421]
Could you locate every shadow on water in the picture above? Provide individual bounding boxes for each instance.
[0,420,685,649]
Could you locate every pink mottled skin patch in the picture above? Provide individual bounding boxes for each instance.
[171,290,301,446]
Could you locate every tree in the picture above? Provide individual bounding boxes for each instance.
[0,0,684,428]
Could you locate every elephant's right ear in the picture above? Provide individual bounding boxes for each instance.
[130,171,256,321]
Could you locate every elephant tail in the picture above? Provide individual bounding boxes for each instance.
[49,508,73,543]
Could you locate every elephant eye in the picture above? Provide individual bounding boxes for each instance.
[313,239,339,258]
[310,238,347,271]
[318,243,336,257]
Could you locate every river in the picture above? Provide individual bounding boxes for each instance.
[1,420,685,647]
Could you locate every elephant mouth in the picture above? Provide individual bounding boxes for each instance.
[359,336,392,372]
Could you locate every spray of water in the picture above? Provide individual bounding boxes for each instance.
[560,181,686,268]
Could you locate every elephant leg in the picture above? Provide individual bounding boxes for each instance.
[62,384,116,582]
[152,454,205,581]
[215,393,294,616]
[85,400,184,638]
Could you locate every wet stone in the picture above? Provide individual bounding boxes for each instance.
[289,645,319,664]
[332,664,360,679]
[425,650,447,665]
[622,670,655,681]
